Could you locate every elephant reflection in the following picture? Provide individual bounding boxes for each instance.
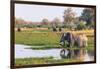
[60,48,87,61]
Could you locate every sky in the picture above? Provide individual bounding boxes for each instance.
[15,4,85,22]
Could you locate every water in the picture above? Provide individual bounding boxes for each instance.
[15,44,94,61]
[15,44,63,59]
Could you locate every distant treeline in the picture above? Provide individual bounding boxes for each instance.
[15,8,95,31]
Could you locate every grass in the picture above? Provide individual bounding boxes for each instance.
[15,57,82,66]
[15,32,61,46]
[15,30,95,66]
[15,30,94,49]
[28,44,94,50]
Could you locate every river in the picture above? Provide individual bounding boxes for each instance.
[15,44,94,61]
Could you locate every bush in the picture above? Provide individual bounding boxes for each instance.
[76,22,86,30]
[17,28,21,32]
[59,27,62,32]
[52,27,57,32]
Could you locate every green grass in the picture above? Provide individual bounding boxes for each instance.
[15,31,94,49]
[15,32,61,46]
[15,57,82,66]
[15,31,95,66]
[28,45,94,50]
[22,29,52,32]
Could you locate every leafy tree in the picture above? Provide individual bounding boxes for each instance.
[81,8,94,28]
[15,18,25,26]
[42,18,49,25]
[41,18,51,29]
[76,21,86,30]
[15,18,26,32]
[63,8,76,29]
[52,17,61,28]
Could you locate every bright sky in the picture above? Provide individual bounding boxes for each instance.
[15,4,85,22]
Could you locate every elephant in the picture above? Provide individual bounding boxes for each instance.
[60,32,88,48]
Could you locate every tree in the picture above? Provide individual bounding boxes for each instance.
[15,18,25,26]
[42,18,49,25]
[41,18,51,28]
[63,8,76,29]
[76,21,86,30]
[81,8,94,28]
[52,17,61,28]
[15,18,25,32]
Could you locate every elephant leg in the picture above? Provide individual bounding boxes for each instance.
[70,38,74,48]
[83,40,87,47]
